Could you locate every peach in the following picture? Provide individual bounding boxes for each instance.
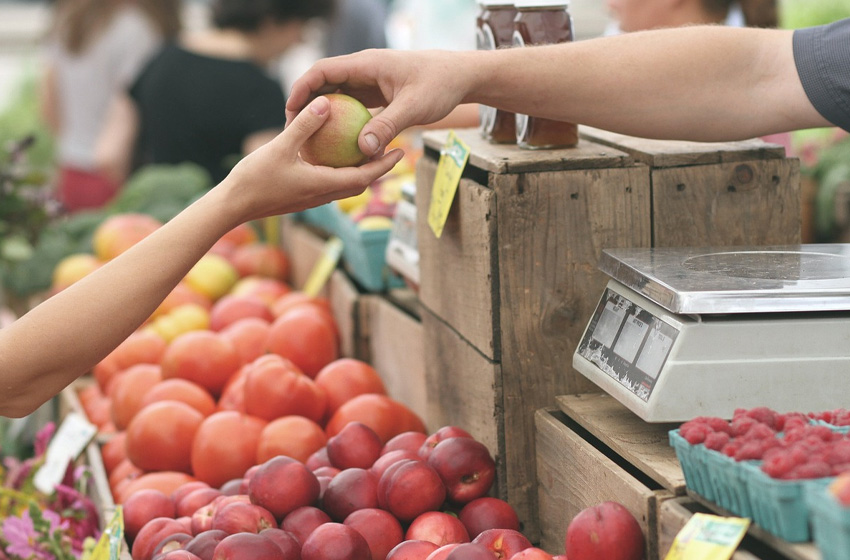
[301,522,371,560]
[383,431,429,455]
[343,508,404,560]
[426,437,495,504]
[471,528,532,559]
[327,422,383,470]
[458,497,520,538]
[123,489,176,545]
[323,468,379,521]
[184,530,227,560]
[405,511,470,547]
[248,455,321,521]
[211,532,285,560]
[211,502,276,535]
[258,528,301,558]
[386,540,439,560]
[131,517,187,560]
[378,460,446,523]
[565,501,644,560]
[419,427,472,460]
[281,505,332,545]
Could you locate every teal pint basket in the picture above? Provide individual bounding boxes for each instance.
[669,430,717,502]
[808,482,850,560]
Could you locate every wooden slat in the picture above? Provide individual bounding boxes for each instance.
[279,216,330,292]
[555,393,685,494]
[417,157,500,360]
[652,159,802,247]
[535,408,672,559]
[420,307,504,501]
[364,296,429,427]
[421,128,633,174]
[581,127,786,167]
[327,269,363,359]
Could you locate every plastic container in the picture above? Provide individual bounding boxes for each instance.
[476,1,518,143]
[512,0,578,149]
[809,484,850,560]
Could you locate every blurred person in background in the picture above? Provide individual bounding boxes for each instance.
[324,0,388,57]
[97,0,333,187]
[40,0,181,213]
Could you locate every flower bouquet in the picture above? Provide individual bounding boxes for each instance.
[0,422,101,560]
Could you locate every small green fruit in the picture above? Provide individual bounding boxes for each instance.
[300,93,372,168]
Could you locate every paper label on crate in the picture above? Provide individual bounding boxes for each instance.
[303,236,343,297]
[90,507,124,560]
[664,513,750,560]
[428,131,470,238]
[33,412,97,494]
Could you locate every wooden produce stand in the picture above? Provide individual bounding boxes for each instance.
[416,127,801,541]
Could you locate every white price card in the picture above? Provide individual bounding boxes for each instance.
[34,412,97,494]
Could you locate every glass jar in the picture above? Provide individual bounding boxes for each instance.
[476,1,518,144]
[512,0,578,149]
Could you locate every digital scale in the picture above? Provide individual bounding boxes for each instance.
[572,244,850,422]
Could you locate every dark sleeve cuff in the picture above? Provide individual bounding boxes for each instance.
[793,19,850,133]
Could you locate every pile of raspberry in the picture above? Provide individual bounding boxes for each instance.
[678,407,850,480]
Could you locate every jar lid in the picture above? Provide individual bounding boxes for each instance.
[514,0,569,7]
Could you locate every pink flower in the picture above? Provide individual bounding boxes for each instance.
[2,510,45,559]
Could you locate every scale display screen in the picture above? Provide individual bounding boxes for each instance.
[577,288,680,401]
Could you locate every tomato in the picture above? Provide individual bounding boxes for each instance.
[314,358,387,418]
[116,471,196,505]
[325,394,427,444]
[270,292,333,321]
[109,364,163,430]
[126,401,204,473]
[160,330,240,397]
[219,317,271,365]
[101,431,128,475]
[265,305,339,378]
[256,415,328,464]
[243,354,327,423]
[139,378,217,417]
[208,294,274,332]
[109,458,144,496]
[229,243,291,282]
[191,411,267,488]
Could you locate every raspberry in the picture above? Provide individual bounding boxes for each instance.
[828,441,850,466]
[704,431,731,451]
[721,442,741,458]
[730,417,758,437]
[833,410,850,426]
[831,463,850,476]
[777,413,807,432]
[734,441,765,461]
[680,423,712,445]
[745,407,780,430]
[703,417,732,434]
[762,453,796,478]
[783,461,832,480]
[807,425,837,442]
[742,422,776,442]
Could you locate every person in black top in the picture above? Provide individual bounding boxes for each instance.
[97,0,334,185]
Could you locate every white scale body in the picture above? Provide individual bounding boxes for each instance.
[572,245,850,422]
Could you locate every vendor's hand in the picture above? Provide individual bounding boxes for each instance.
[286,49,471,159]
[222,95,404,223]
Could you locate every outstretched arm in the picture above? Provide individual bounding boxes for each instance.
[287,25,829,157]
[0,96,403,418]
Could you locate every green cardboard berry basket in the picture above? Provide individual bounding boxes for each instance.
[333,205,405,292]
[704,451,757,518]
[669,430,717,502]
[296,203,340,235]
[808,482,850,560]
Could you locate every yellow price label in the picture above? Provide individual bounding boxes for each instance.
[665,513,750,560]
[303,236,343,297]
[89,507,124,560]
[427,131,470,238]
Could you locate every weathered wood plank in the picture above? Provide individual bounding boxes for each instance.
[556,393,685,494]
[417,157,500,360]
[581,127,786,167]
[652,159,802,247]
[535,408,671,558]
[421,128,634,174]
[364,296,428,426]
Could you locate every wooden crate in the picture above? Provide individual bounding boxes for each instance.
[416,127,801,541]
[358,290,429,425]
[658,497,822,560]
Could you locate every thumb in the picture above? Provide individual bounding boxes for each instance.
[283,96,331,148]
[358,103,415,157]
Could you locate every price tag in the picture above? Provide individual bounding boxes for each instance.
[90,507,124,560]
[34,412,96,494]
[427,131,470,238]
[302,236,343,297]
[386,197,420,285]
[664,513,750,560]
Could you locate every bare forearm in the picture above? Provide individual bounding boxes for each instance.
[0,189,238,417]
[465,26,828,141]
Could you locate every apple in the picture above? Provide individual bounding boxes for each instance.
[426,437,496,504]
[386,540,440,560]
[299,93,372,168]
[184,530,228,560]
[565,501,645,560]
[405,511,470,547]
[151,532,193,558]
[343,508,404,560]
[472,528,532,559]
[511,548,555,560]
[383,432,429,455]
[124,489,176,545]
[370,449,421,480]
[281,505,332,545]
[258,528,301,558]
[248,455,321,521]
[322,468,379,521]
[211,501,276,534]
[378,459,447,522]
[176,488,223,518]
[443,543,495,560]
[132,517,189,560]
[458,497,520,538]
[212,532,285,560]
[301,522,372,560]
[326,421,383,470]
[419,427,473,460]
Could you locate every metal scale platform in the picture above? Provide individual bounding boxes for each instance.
[572,244,850,422]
